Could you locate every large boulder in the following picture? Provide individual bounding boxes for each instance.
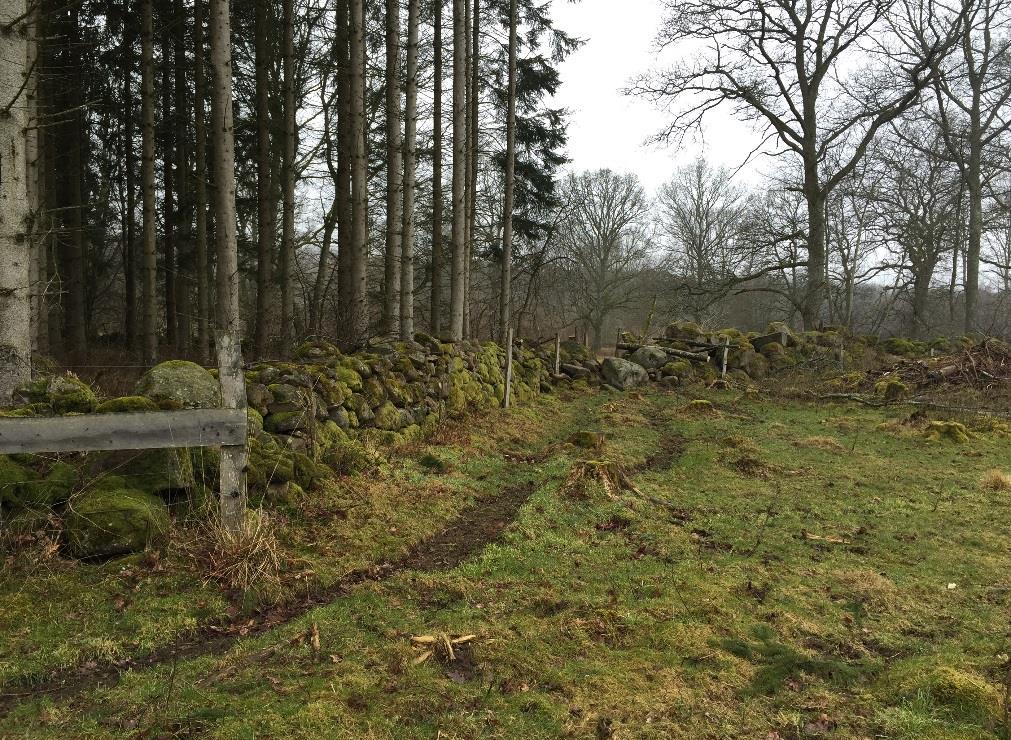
[628,346,669,371]
[135,360,221,409]
[63,482,170,559]
[601,357,649,390]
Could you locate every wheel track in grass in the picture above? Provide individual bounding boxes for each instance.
[0,396,603,718]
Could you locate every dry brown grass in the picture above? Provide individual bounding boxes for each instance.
[182,509,286,598]
[980,469,1011,492]
[794,436,846,452]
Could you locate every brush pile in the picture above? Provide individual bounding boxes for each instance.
[867,339,1011,393]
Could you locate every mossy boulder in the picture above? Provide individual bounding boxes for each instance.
[664,320,706,341]
[882,337,920,356]
[924,421,972,443]
[0,457,77,509]
[63,482,170,559]
[373,401,405,431]
[136,360,221,409]
[16,374,97,414]
[601,357,649,390]
[874,378,909,401]
[628,345,669,370]
[95,395,160,413]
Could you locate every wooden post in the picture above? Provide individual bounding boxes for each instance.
[615,327,622,358]
[216,331,248,531]
[721,336,730,378]
[503,327,514,409]
[554,332,561,375]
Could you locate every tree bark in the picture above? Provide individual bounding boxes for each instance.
[0,0,32,403]
[123,1,138,352]
[349,0,369,343]
[253,0,275,355]
[430,0,445,335]
[279,0,297,351]
[335,0,352,336]
[801,164,826,330]
[465,0,479,338]
[383,0,404,334]
[193,0,211,362]
[400,0,420,340]
[449,0,467,340]
[174,0,192,351]
[63,5,88,355]
[498,0,517,345]
[209,0,240,335]
[964,130,981,334]
[161,17,178,350]
[141,0,158,364]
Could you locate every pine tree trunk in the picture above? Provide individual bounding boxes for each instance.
[253,0,275,355]
[26,0,42,357]
[400,0,420,340]
[465,0,479,338]
[0,0,32,403]
[313,75,340,335]
[279,0,296,351]
[141,0,159,364]
[193,0,211,362]
[449,0,467,341]
[349,0,369,343]
[174,0,191,352]
[123,1,138,353]
[499,0,517,345]
[209,0,240,335]
[383,0,404,334]
[335,0,352,335]
[64,5,88,355]
[430,0,444,335]
[161,19,178,350]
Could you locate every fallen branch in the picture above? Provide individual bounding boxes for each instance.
[616,343,711,362]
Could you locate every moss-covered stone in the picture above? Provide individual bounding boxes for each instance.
[0,457,77,509]
[135,360,221,409]
[95,396,160,413]
[373,401,404,431]
[924,420,972,443]
[63,482,170,559]
[16,374,97,414]
[874,378,908,401]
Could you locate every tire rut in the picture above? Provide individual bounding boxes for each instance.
[0,478,538,716]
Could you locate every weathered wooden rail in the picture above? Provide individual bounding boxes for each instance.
[0,332,249,530]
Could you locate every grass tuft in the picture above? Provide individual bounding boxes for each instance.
[980,469,1011,492]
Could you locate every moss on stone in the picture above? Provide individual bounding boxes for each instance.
[874,378,909,401]
[924,421,972,443]
[63,482,170,559]
[95,396,160,413]
[373,401,403,431]
[135,360,221,409]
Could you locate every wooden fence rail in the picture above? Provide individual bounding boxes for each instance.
[0,331,249,531]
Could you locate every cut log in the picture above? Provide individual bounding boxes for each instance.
[616,343,710,362]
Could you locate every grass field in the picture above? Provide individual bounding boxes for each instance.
[1,385,1009,739]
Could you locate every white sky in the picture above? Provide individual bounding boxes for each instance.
[548,0,767,194]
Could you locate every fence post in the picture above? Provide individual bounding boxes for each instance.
[554,332,561,375]
[216,332,248,532]
[721,336,730,378]
[503,327,514,409]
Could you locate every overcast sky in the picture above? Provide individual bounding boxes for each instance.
[548,0,767,194]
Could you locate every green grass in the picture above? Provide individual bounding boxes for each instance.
[2,387,1010,739]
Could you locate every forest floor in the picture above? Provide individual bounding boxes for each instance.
[1,383,1010,739]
